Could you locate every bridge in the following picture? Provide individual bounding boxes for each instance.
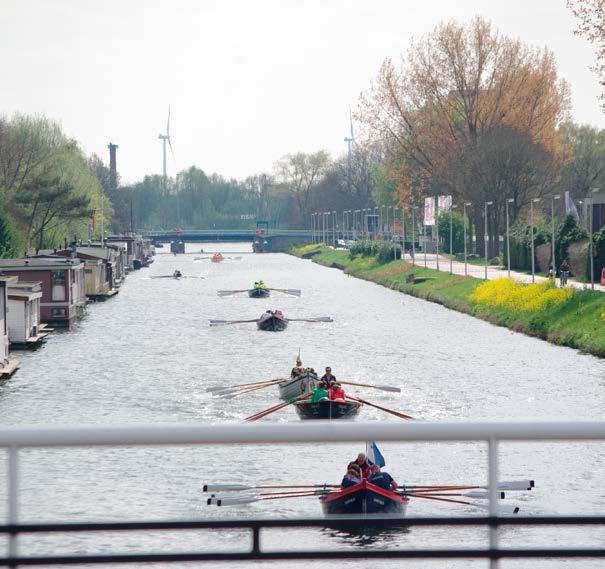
[141,229,315,252]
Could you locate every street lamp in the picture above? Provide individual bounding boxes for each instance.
[589,188,600,289]
[463,202,471,277]
[449,204,457,274]
[332,211,337,247]
[550,194,560,281]
[412,205,418,266]
[506,199,514,277]
[374,207,379,239]
[393,207,399,260]
[435,200,440,271]
[530,198,540,283]
[354,210,360,240]
[484,201,493,280]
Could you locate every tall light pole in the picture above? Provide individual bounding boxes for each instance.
[311,213,315,243]
[354,210,359,240]
[484,201,493,280]
[463,202,471,277]
[589,188,600,289]
[412,205,417,266]
[449,204,457,274]
[402,206,406,260]
[332,211,337,247]
[435,200,440,271]
[550,194,561,280]
[530,198,540,283]
[506,199,514,277]
[374,207,379,239]
[392,207,398,260]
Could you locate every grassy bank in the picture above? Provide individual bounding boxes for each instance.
[290,244,605,358]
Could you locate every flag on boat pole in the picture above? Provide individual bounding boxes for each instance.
[366,441,386,467]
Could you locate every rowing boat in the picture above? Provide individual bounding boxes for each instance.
[278,370,318,400]
[320,481,409,515]
[294,399,361,420]
[211,253,225,263]
[248,288,270,298]
[257,311,288,331]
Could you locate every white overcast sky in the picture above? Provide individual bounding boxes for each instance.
[2,0,603,184]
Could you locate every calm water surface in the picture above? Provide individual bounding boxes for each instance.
[1,242,604,568]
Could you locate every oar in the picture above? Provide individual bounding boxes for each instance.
[406,480,534,491]
[405,492,519,514]
[209,492,321,506]
[203,483,338,492]
[339,381,401,393]
[348,396,414,420]
[286,317,333,323]
[211,381,282,396]
[209,318,260,326]
[206,378,287,393]
[217,289,249,296]
[245,393,311,422]
[268,288,302,296]
[220,382,282,399]
[404,491,505,499]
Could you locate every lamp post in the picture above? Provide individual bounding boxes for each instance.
[412,205,417,266]
[332,211,337,247]
[505,199,514,277]
[530,198,540,283]
[484,201,493,280]
[449,204,457,274]
[354,210,359,240]
[435,200,440,271]
[393,207,399,260]
[374,207,379,239]
[463,202,471,277]
[402,206,406,260]
[550,194,560,281]
[589,188,600,289]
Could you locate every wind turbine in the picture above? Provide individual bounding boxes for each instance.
[158,107,174,180]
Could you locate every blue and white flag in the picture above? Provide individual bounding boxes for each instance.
[366,441,386,467]
[565,191,580,222]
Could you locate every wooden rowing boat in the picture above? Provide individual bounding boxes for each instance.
[294,399,361,420]
[320,480,409,515]
[211,253,225,263]
[278,370,318,400]
[257,311,288,331]
[248,288,270,298]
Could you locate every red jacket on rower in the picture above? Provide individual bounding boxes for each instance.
[328,384,346,401]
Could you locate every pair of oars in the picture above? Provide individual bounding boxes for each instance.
[218,288,302,297]
[209,316,332,326]
[245,393,312,422]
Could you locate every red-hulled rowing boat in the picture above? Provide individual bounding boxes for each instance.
[320,480,409,515]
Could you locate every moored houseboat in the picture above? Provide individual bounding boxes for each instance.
[7,280,49,349]
[0,277,20,377]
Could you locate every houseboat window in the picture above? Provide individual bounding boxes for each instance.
[51,271,66,302]
[51,308,66,317]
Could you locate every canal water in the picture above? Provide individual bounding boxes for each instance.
[1,242,604,568]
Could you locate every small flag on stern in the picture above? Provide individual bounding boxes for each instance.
[366,441,386,467]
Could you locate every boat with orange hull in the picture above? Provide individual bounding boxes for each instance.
[320,480,409,515]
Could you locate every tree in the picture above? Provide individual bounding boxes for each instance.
[0,205,21,257]
[569,0,605,110]
[359,17,570,254]
[274,151,330,227]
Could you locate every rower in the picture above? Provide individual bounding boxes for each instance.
[311,382,329,403]
[259,280,267,288]
[321,367,336,388]
[173,270,182,278]
[328,382,345,401]
[291,358,305,378]
[368,464,398,491]
[354,453,372,480]
[341,462,362,488]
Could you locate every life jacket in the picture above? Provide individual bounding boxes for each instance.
[329,386,345,400]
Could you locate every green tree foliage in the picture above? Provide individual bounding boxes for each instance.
[371,164,397,206]
[437,210,466,254]
[0,205,21,257]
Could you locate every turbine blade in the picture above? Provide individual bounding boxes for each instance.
[168,137,175,160]
[349,108,354,139]
[167,106,171,136]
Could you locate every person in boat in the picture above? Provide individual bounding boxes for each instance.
[328,382,345,401]
[173,270,182,278]
[354,453,373,480]
[320,367,336,387]
[259,280,267,288]
[311,381,329,402]
[291,358,305,378]
[368,464,398,491]
[341,462,362,489]
[274,309,284,318]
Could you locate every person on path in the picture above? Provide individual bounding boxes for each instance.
[559,259,570,286]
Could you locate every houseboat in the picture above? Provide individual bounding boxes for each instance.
[0,257,86,328]
[0,277,20,378]
[7,280,49,349]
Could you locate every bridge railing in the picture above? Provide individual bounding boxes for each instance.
[1,420,605,566]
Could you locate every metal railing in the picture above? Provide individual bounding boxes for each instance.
[1,420,605,567]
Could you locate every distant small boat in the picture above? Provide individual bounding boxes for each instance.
[257,310,287,331]
[294,399,361,420]
[321,481,409,515]
[248,287,270,298]
[211,253,225,263]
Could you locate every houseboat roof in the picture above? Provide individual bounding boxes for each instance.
[0,257,83,269]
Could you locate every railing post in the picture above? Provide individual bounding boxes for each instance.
[488,437,499,569]
[8,444,18,567]
[252,525,261,554]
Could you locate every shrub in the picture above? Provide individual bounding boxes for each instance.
[469,277,574,313]
[349,239,401,263]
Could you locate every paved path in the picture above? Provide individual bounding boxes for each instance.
[403,253,605,293]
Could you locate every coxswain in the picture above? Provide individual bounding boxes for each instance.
[291,358,305,378]
[311,382,329,403]
[254,281,260,288]
[354,453,372,480]
[368,464,398,491]
[328,382,345,401]
[321,367,336,387]
[259,280,267,288]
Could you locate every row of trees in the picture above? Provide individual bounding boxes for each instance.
[0,114,109,254]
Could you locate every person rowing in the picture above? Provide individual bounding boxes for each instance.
[321,367,336,388]
[341,462,362,489]
[354,453,372,480]
[368,464,398,491]
[311,381,329,403]
[173,270,182,278]
[328,382,345,401]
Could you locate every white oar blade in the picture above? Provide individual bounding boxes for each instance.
[202,484,254,492]
[474,502,520,515]
[464,490,505,499]
[215,496,260,506]
[377,385,401,393]
[498,480,534,491]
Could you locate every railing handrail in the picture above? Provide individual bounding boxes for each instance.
[0,420,604,447]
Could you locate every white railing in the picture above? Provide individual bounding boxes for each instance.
[2,420,605,568]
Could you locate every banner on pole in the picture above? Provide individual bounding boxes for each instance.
[424,197,435,226]
[438,195,452,211]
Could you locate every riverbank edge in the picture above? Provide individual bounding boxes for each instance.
[288,245,605,359]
